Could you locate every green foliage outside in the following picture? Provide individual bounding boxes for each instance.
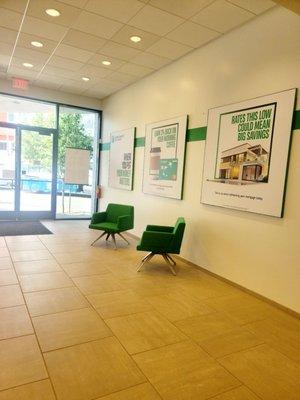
[22,113,93,178]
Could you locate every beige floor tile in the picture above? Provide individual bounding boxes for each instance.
[122,277,169,297]
[0,305,33,340]
[25,286,89,317]
[73,274,125,295]
[97,383,161,400]
[0,335,48,391]
[19,271,73,292]
[0,247,9,258]
[174,312,238,343]
[53,251,101,264]
[88,289,153,319]
[14,259,62,275]
[11,249,54,262]
[219,344,300,400]
[45,337,146,400]
[62,261,110,277]
[33,307,112,351]
[0,379,56,399]
[7,241,46,251]
[5,235,40,244]
[199,327,264,358]
[0,379,56,400]
[0,257,13,269]
[209,386,260,399]
[0,238,6,247]
[133,340,240,400]
[0,284,24,308]
[106,310,186,354]
[245,317,300,362]
[0,269,18,285]
[146,292,214,322]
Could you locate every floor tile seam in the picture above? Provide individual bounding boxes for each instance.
[27,304,91,319]
[0,332,35,343]
[95,306,156,321]
[94,382,164,400]
[0,378,51,395]
[14,269,65,277]
[20,284,75,294]
[6,244,59,400]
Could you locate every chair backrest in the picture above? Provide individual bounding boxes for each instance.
[171,217,186,253]
[106,203,134,225]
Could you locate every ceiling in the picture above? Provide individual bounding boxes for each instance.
[0,0,276,100]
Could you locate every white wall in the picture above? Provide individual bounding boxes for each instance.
[0,78,102,110]
[100,6,300,313]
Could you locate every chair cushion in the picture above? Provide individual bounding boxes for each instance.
[89,222,119,233]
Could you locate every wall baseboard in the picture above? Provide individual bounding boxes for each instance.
[126,231,299,319]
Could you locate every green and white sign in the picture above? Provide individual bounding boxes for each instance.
[143,115,187,199]
[109,128,135,191]
[201,89,296,217]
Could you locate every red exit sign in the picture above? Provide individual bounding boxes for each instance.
[12,77,29,90]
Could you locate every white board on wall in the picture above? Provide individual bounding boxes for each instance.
[108,128,135,190]
[201,88,296,217]
[64,147,90,185]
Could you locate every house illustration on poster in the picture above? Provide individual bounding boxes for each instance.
[217,143,269,183]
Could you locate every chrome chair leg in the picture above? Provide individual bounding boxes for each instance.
[137,252,155,272]
[105,233,110,241]
[111,233,117,249]
[162,254,176,276]
[166,253,176,266]
[117,232,130,245]
[91,231,106,246]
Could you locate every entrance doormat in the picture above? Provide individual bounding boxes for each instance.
[0,221,53,236]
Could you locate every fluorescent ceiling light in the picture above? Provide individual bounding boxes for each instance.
[130,35,141,43]
[45,8,60,17]
[102,60,111,66]
[22,62,34,68]
[31,41,43,48]
[82,77,90,81]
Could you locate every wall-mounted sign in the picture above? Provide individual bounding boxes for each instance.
[108,128,135,190]
[12,78,28,90]
[201,88,296,217]
[143,115,187,199]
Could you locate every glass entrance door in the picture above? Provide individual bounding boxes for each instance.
[0,124,57,219]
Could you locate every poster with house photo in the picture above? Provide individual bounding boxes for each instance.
[108,128,135,190]
[201,89,296,217]
[142,115,187,199]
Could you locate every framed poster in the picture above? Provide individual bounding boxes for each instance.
[201,88,296,217]
[142,115,187,199]
[64,148,90,184]
[108,127,135,190]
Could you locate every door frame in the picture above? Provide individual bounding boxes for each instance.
[0,121,58,220]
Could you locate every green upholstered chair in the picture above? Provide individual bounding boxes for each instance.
[136,218,185,275]
[89,203,134,249]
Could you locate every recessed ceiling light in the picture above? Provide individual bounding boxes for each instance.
[102,60,111,66]
[82,77,90,81]
[45,8,60,17]
[22,62,34,68]
[130,35,141,43]
[31,41,43,48]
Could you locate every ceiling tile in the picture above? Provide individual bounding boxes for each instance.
[79,64,112,79]
[10,56,45,71]
[13,46,50,63]
[22,16,68,41]
[100,41,142,61]
[42,65,80,78]
[17,33,58,54]
[56,0,89,8]
[0,41,14,56]
[59,85,86,94]
[8,66,40,79]
[82,87,113,99]
[111,25,160,51]
[129,5,184,35]
[149,0,215,18]
[26,0,82,27]
[35,79,62,90]
[131,52,171,69]
[191,0,254,33]
[118,62,153,77]
[167,21,220,47]
[74,11,123,39]
[48,55,84,71]
[89,78,126,91]
[54,44,94,62]
[0,27,17,45]
[85,0,145,23]
[0,0,27,13]
[0,56,10,70]
[88,54,125,70]
[62,29,106,52]
[227,0,275,14]
[106,71,137,83]
[147,38,193,59]
[0,8,23,30]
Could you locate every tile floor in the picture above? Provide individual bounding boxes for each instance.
[0,220,299,400]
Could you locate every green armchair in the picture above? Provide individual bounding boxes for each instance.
[136,218,185,275]
[89,203,134,249]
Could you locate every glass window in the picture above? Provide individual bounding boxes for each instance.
[0,94,56,128]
